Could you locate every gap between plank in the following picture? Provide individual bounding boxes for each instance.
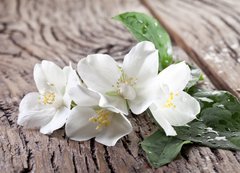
[140,0,238,96]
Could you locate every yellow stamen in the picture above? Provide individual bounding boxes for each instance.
[118,70,136,85]
[42,92,55,105]
[114,67,137,93]
[89,109,111,130]
[164,92,176,108]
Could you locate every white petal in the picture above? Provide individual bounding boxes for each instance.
[150,105,177,136]
[63,66,82,108]
[163,91,200,126]
[78,54,121,93]
[41,60,66,91]
[34,64,49,93]
[66,106,99,141]
[157,61,191,92]
[18,92,56,128]
[99,94,128,115]
[68,85,100,107]
[95,113,132,146]
[123,41,158,84]
[128,78,164,114]
[64,66,82,91]
[119,84,136,100]
[62,93,72,109]
[40,107,70,134]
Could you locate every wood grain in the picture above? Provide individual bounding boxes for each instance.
[0,0,240,172]
[143,0,240,97]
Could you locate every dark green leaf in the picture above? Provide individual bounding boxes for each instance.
[113,12,173,70]
[175,91,240,150]
[194,91,240,132]
[141,130,191,167]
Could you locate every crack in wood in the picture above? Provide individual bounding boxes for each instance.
[50,27,60,42]
[104,146,115,173]
[90,139,99,170]
[39,23,50,46]
[72,153,78,173]
[121,138,137,161]
[0,101,15,126]
[84,156,89,173]
[50,151,58,172]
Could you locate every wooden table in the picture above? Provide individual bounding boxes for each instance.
[0,0,240,172]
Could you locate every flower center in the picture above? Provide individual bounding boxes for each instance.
[42,92,56,105]
[119,83,136,100]
[89,109,112,130]
[164,92,178,108]
[115,67,137,100]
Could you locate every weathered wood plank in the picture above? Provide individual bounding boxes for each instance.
[143,0,240,97]
[0,0,156,172]
[141,0,240,172]
[0,0,239,172]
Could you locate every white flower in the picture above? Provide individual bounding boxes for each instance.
[17,60,79,134]
[150,62,201,136]
[66,85,132,146]
[77,41,159,115]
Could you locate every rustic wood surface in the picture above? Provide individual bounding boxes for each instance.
[143,0,240,97]
[0,0,240,172]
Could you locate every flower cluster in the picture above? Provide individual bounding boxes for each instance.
[18,41,200,146]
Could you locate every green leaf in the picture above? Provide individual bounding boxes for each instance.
[113,12,173,70]
[175,91,240,150]
[185,68,204,91]
[141,130,191,167]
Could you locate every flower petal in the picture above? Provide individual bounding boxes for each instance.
[41,60,66,92]
[64,66,82,90]
[18,92,56,128]
[95,113,132,146]
[150,105,177,136]
[40,106,70,134]
[78,54,120,93]
[157,61,191,92]
[163,91,200,126]
[34,64,49,93]
[99,94,128,115]
[65,106,99,141]
[63,66,82,108]
[128,78,164,114]
[123,41,158,84]
[68,85,100,107]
